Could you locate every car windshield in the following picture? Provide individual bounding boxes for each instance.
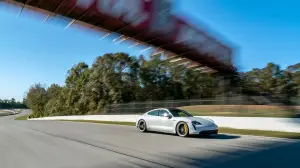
[168,109,193,117]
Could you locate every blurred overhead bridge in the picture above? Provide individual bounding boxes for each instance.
[2,0,236,73]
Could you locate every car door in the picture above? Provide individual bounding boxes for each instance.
[157,110,174,133]
[145,110,160,131]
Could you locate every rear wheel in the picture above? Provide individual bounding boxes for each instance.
[176,122,189,137]
[137,119,147,132]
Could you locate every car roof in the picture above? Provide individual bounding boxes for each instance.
[146,108,168,113]
[146,108,181,113]
[150,108,168,111]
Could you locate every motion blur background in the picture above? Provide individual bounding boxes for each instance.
[0,0,299,119]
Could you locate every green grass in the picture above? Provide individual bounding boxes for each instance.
[14,115,29,120]
[60,119,300,139]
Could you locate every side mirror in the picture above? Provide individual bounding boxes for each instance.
[163,113,172,119]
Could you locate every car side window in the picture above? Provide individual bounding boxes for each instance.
[158,110,168,117]
[148,110,159,116]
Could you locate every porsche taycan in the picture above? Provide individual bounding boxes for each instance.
[136,108,218,137]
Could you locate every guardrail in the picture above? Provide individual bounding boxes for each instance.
[29,115,300,133]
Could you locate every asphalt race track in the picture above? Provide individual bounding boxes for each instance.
[1,111,300,168]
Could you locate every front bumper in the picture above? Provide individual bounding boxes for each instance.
[188,123,218,135]
[199,129,218,135]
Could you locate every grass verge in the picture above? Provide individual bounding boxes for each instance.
[60,120,300,139]
[14,115,29,120]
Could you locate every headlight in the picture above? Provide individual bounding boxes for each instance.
[192,121,202,125]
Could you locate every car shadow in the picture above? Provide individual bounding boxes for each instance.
[145,131,240,140]
[190,134,241,140]
[127,137,300,168]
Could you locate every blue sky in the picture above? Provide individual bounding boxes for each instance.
[0,0,299,101]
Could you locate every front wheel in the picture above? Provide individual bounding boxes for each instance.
[137,119,147,133]
[176,122,189,137]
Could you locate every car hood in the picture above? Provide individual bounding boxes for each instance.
[174,116,216,126]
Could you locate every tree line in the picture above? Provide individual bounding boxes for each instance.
[0,98,27,109]
[24,52,300,118]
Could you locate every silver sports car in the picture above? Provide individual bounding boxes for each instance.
[136,108,218,137]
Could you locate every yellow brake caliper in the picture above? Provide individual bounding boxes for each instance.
[183,124,188,134]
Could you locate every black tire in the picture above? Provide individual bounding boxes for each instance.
[176,122,189,137]
[137,119,147,132]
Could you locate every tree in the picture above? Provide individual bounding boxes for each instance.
[240,62,299,104]
[86,53,140,110]
[287,63,300,96]
[47,84,62,99]
[25,83,48,117]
